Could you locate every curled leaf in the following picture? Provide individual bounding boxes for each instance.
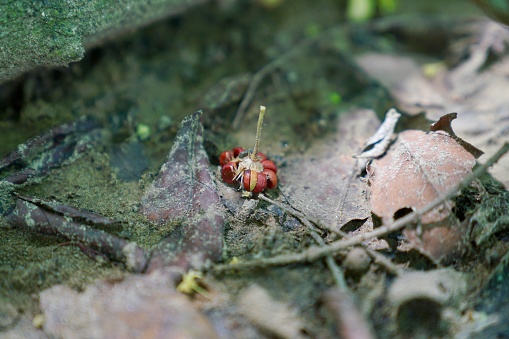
[354,108,401,159]
[6,197,149,272]
[430,113,484,159]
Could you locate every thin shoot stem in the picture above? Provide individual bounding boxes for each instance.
[251,105,266,161]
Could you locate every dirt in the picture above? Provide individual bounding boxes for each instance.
[1,0,509,338]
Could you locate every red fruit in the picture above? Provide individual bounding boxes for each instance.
[232,147,245,157]
[243,170,267,193]
[253,172,268,193]
[220,147,245,166]
[243,170,253,191]
[219,150,234,166]
[263,169,277,189]
[261,159,277,174]
[221,162,237,184]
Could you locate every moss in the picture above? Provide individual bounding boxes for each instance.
[0,0,207,83]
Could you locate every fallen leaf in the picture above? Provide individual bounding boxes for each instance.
[279,108,378,231]
[321,289,375,339]
[39,269,218,339]
[15,194,119,229]
[367,114,481,261]
[140,111,224,270]
[0,116,102,185]
[430,112,484,158]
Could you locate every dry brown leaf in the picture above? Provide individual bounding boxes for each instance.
[140,111,224,270]
[279,108,379,231]
[39,269,218,339]
[357,48,509,189]
[367,114,481,261]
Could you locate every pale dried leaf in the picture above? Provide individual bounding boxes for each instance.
[39,269,217,338]
[238,285,306,339]
[280,108,378,230]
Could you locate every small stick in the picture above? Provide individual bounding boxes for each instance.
[6,198,150,272]
[364,247,402,276]
[251,106,266,161]
[260,193,402,276]
[259,193,343,237]
[212,142,509,272]
[326,256,348,291]
[300,213,348,290]
[260,194,348,289]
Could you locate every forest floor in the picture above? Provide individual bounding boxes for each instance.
[1,0,509,337]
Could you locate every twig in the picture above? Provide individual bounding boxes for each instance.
[364,247,401,276]
[259,193,402,276]
[259,194,348,289]
[212,143,509,272]
[251,106,266,160]
[259,193,343,237]
[303,215,348,290]
[325,256,348,290]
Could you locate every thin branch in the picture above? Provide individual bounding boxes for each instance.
[364,247,402,276]
[212,143,509,273]
[259,193,343,237]
[259,194,348,289]
[259,193,402,276]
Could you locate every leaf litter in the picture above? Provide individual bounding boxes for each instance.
[2,1,509,338]
[140,111,224,271]
[367,111,482,262]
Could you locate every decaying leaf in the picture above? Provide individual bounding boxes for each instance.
[140,111,224,270]
[14,194,119,229]
[0,116,102,185]
[39,269,218,339]
[367,113,482,261]
[280,108,379,230]
[430,112,484,159]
